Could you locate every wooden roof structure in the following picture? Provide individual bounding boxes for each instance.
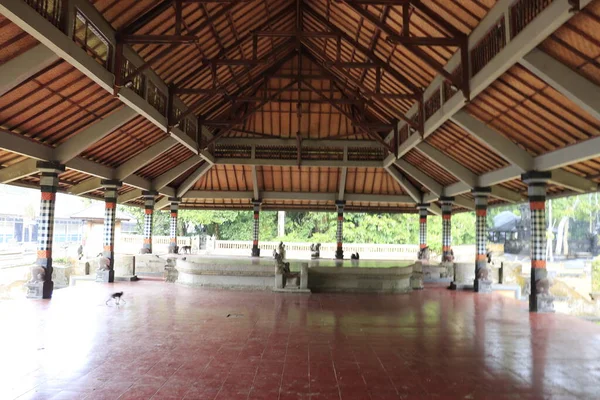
[0,0,599,214]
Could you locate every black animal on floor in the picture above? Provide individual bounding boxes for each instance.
[351,252,360,260]
[179,245,192,254]
[106,291,125,306]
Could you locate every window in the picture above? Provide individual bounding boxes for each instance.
[73,10,112,70]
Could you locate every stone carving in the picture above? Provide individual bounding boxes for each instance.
[310,243,321,259]
[350,252,360,260]
[274,250,299,289]
[28,266,45,283]
[417,246,430,261]
[278,242,286,260]
[25,266,46,298]
[442,249,454,263]
[164,266,179,283]
[95,256,112,282]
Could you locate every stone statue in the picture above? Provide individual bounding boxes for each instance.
[278,241,286,260]
[442,249,454,263]
[95,256,112,282]
[310,243,321,259]
[25,266,46,298]
[274,252,290,275]
[274,251,299,289]
[28,266,45,284]
[350,252,360,260]
[417,246,430,261]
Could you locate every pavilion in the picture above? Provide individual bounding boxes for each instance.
[0,0,599,313]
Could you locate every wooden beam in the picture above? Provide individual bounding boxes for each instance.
[384,166,422,203]
[0,44,58,97]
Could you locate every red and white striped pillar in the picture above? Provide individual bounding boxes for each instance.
[440,197,455,262]
[141,191,157,254]
[472,187,492,293]
[335,200,346,260]
[101,180,122,283]
[168,197,181,254]
[35,162,65,299]
[522,171,554,312]
[251,199,262,257]
[416,204,429,251]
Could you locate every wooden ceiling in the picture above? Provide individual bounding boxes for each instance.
[0,0,599,214]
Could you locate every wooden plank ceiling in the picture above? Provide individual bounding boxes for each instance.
[0,0,599,213]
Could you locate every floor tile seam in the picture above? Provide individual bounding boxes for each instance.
[370,343,400,397]
[276,324,293,400]
[245,330,271,400]
[147,361,187,400]
[211,338,251,400]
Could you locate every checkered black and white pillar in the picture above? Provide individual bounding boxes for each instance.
[168,197,181,254]
[141,191,157,254]
[473,187,492,293]
[251,200,262,257]
[522,171,554,313]
[101,180,122,283]
[440,197,455,262]
[335,200,346,260]
[416,204,429,250]
[35,162,65,299]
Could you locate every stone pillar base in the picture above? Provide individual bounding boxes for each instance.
[96,270,114,283]
[530,294,555,313]
[410,274,424,290]
[474,279,492,293]
[300,263,308,290]
[251,247,260,257]
[140,248,151,254]
[25,282,45,299]
[275,273,284,289]
[168,244,178,254]
[335,249,343,259]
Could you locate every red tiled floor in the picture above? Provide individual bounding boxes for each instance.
[0,281,599,399]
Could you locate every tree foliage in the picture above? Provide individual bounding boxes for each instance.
[118,192,600,249]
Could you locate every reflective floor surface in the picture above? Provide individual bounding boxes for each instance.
[1,280,599,399]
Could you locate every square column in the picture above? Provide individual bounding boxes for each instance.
[416,204,429,250]
[522,171,554,313]
[251,199,262,257]
[29,162,65,299]
[440,197,455,262]
[168,197,181,254]
[472,187,492,293]
[335,200,346,260]
[100,180,122,283]
[141,191,157,254]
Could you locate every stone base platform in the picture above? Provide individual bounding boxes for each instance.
[173,255,415,294]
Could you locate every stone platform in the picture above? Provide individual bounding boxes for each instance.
[174,255,415,293]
